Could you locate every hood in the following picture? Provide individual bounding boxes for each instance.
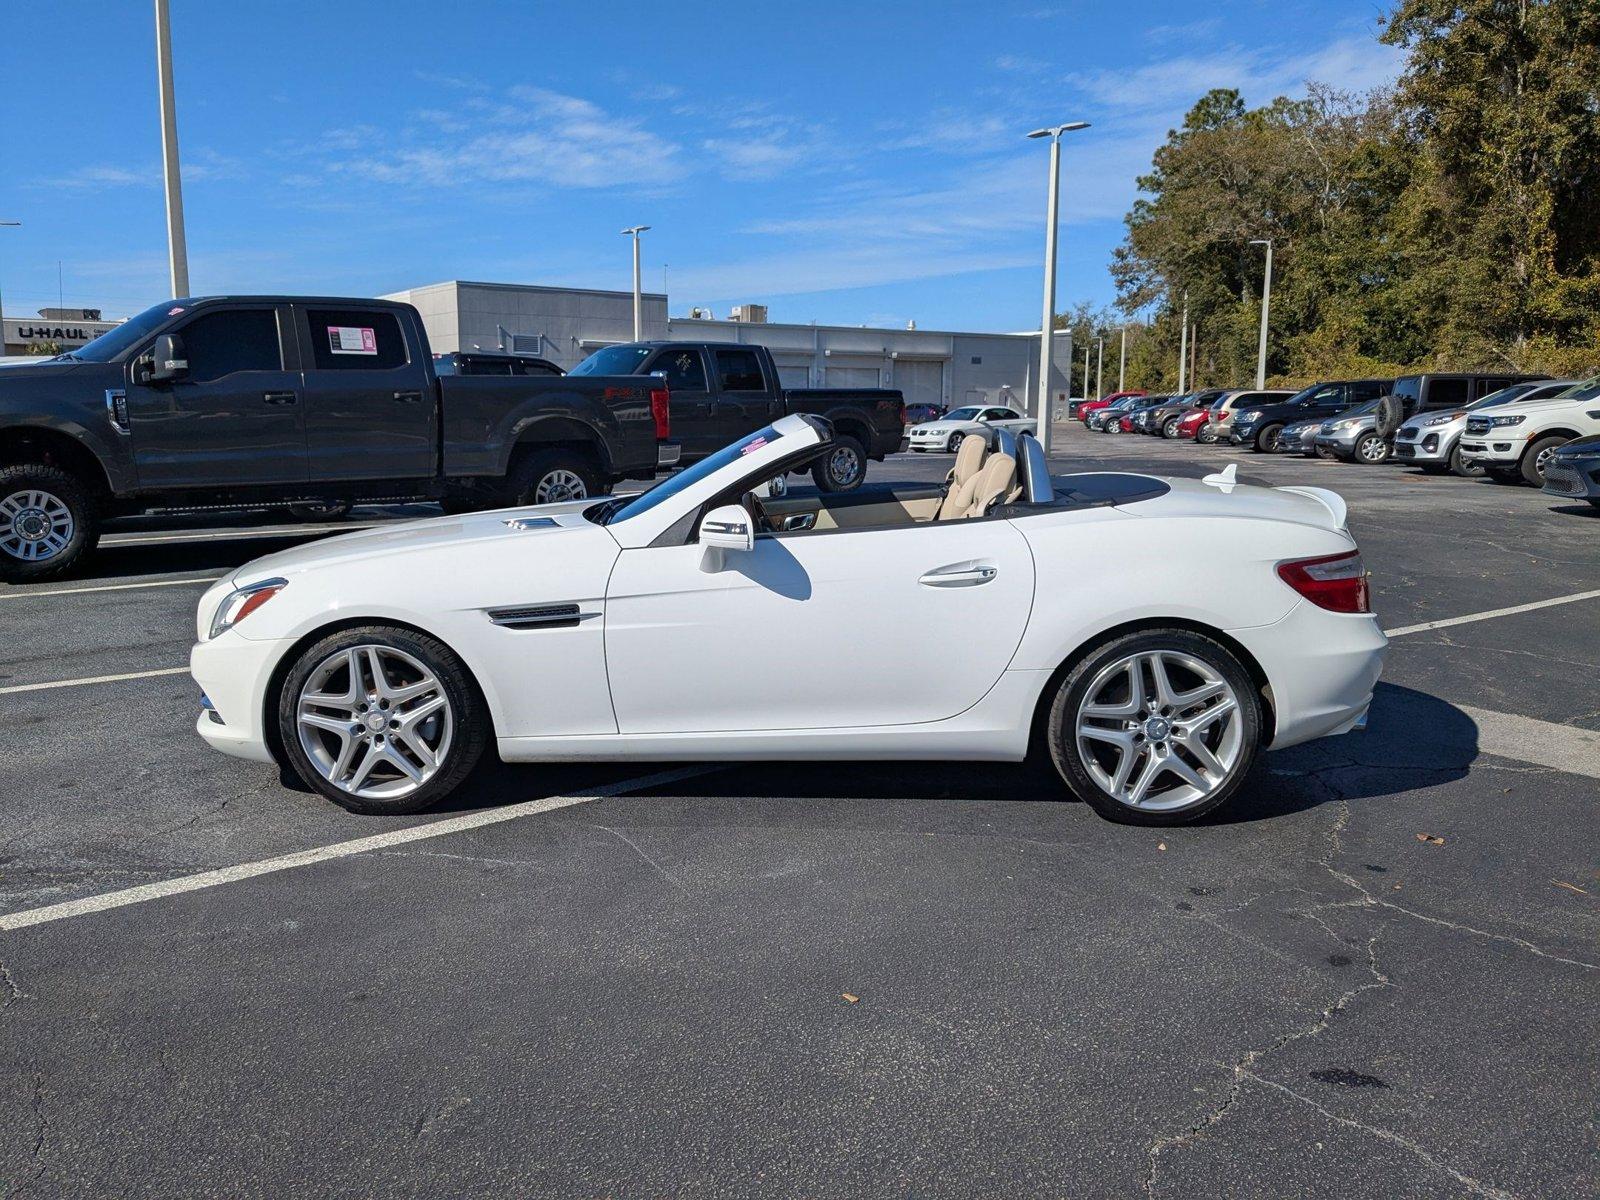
[227,499,607,585]
[1476,396,1593,421]
[1555,433,1600,456]
[1119,473,1350,533]
[0,359,91,382]
[915,418,970,432]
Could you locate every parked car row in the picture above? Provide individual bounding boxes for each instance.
[1077,372,1600,506]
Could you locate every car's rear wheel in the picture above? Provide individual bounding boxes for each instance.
[813,434,867,492]
[278,626,489,815]
[1254,424,1283,452]
[508,448,604,506]
[1354,433,1390,464]
[1047,630,1262,825]
[1521,435,1567,486]
[0,464,99,584]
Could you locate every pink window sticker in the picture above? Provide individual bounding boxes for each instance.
[740,436,769,455]
[167,306,185,316]
[327,326,378,355]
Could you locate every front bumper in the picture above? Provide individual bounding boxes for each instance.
[1314,429,1361,454]
[1542,456,1600,499]
[1392,428,1450,463]
[1457,437,1522,466]
[1277,428,1319,455]
[190,632,291,764]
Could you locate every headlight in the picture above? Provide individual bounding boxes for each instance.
[1237,410,1260,422]
[1487,414,1525,428]
[1423,413,1457,426]
[209,577,287,639]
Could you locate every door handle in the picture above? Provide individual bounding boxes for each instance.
[263,391,297,406]
[393,391,423,403]
[919,564,997,588]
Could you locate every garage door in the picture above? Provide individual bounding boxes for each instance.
[894,359,943,408]
[775,363,812,388]
[825,365,880,388]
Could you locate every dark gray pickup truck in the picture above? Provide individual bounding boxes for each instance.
[0,295,673,581]
[571,341,905,492]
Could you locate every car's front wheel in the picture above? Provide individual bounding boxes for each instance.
[1047,630,1262,825]
[1254,424,1283,452]
[1196,423,1218,444]
[1448,444,1484,478]
[1522,435,1567,486]
[1162,417,1182,439]
[278,626,489,814]
[1354,433,1390,464]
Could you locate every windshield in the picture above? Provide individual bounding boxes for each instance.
[601,425,787,524]
[62,301,180,362]
[1338,399,1381,418]
[569,344,651,377]
[1565,375,1600,402]
[944,406,982,421]
[1467,384,1535,411]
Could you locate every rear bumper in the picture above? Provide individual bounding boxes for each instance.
[1230,601,1387,749]
[656,443,682,469]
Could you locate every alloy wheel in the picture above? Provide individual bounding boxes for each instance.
[828,445,862,485]
[0,489,75,563]
[1074,649,1243,812]
[535,469,589,503]
[296,645,454,800]
[1357,435,1387,462]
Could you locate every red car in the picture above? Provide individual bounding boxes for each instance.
[1078,390,1147,424]
[1174,406,1211,440]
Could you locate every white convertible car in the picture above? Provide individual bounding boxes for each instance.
[192,415,1385,825]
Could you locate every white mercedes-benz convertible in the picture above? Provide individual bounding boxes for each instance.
[192,414,1385,825]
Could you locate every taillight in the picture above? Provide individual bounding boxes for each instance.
[1277,550,1370,613]
[650,388,670,440]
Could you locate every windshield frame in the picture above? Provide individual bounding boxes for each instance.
[61,301,186,363]
[599,425,790,525]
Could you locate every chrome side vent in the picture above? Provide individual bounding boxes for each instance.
[486,603,589,629]
[502,516,558,530]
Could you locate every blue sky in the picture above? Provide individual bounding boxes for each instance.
[0,1,1402,332]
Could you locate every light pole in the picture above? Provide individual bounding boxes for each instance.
[1082,343,1091,403]
[1028,121,1089,457]
[1250,238,1273,389]
[621,225,650,341]
[1118,325,1127,393]
[1177,291,1189,393]
[1094,336,1104,400]
[0,220,18,347]
[154,0,189,297]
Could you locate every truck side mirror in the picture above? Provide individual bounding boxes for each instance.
[146,333,189,385]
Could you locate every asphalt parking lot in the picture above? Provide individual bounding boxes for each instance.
[2,424,1596,1198]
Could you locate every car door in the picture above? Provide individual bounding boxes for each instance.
[983,407,1034,435]
[604,519,1036,733]
[296,306,435,482]
[646,347,716,458]
[711,348,782,447]
[123,303,307,488]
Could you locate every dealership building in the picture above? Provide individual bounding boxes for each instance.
[2,308,122,357]
[381,280,1072,413]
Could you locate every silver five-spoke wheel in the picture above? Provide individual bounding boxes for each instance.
[296,645,453,801]
[1075,649,1243,813]
[0,489,75,563]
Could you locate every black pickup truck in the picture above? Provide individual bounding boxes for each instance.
[0,296,672,581]
[571,341,905,491]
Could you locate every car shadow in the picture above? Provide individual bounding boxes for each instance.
[1546,502,1600,518]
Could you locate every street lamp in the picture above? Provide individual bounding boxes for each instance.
[1094,336,1104,400]
[621,225,650,341]
[1027,121,1089,457]
[1250,238,1273,389]
[154,0,189,297]
[1177,290,1189,393]
[1118,324,1127,393]
[0,220,18,347]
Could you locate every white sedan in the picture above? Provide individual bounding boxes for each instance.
[908,405,1037,453]
[192,415,1385,826]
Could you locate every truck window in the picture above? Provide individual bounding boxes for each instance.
[1424,378,1470,410]
[513,359,562,377]
[714,349,766,392]
[305,310,408,371]
[650,348,707,391]
[1347,381,1389,403]
[177,309,284,383]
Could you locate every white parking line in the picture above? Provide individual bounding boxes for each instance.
[0,765,719,933]
[1460,706,1600,781]
[0,667,191,696]
[0,576,221,600]
[1383,589,1600,638]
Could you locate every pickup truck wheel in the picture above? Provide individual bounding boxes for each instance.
[508,449,602,505]
[813,435,866,492]
[1254,424,1283,452]
[278,626,488,815]
[0,465,99,583]
[1521,436,1567,486]
[286,501,351,521]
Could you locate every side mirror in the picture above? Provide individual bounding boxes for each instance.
[146,333,189,384]
[699,503,754,552]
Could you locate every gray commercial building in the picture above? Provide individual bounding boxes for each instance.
[381,280,1071,414]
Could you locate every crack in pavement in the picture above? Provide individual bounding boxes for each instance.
[0,958,25,1009]
[592,824,689,893]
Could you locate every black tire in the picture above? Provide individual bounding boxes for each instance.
[813,434,867,492]
[946,433,965,454]
[1253,424,1283,453]
[1046,628,1263,826]
[1162,417,1182,439]
[1448,443,1484,478]
[506,447,604,506]
[1521,435,1568,486]
[1353,433,1390,464]
[286,500,352,521]
[1196,423,1218,445]
[1103,421,1122,435]
[0,463,99,584]
[1486,466,1523,485]
[276,624,489,815]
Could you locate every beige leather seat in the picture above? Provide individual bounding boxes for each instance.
[944,433,986,489]
[942,452,1016,519]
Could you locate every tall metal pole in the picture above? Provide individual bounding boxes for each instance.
[1118,325,1127,392]
[0,221,19,346]
[1082,343,1091,401]
[154,0,189,298]
[1250,238,1273,389]
[1177,292,1189,393]
[1028,121,1087,458]
[1094,337,1103,400]
[621,225,650,341]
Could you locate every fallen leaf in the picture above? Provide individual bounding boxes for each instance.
[841,993,859,1004]
[1552,880,1588,895]
[1157,842,1167,852]
[1416,833,1445,845]
[1391,884,1402,891]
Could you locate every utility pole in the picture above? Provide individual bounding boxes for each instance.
[1177,291,1189,393]
[621,225,650,341]
[1027,121,1089,457]
[1082,343,1091,402]
[154,0,190,297]
[1250,238,1273,389]
[1118,325,1127,392]
[1189,324,1198,387]
[1094,337,1103,400]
